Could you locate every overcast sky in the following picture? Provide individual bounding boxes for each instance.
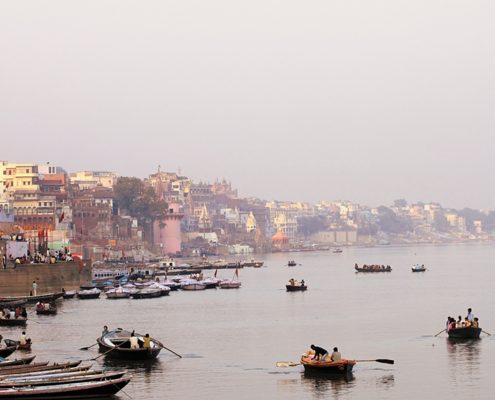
[1,1,494,209]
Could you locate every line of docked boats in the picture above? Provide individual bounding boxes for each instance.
[0,356,131,398]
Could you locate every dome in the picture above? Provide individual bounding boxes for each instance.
[272,230,288,244]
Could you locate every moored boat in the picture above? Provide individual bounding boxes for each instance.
[131,288,162,299]
[77,288,101,299]
[105,287,130,299]
[219,280,241,289]
[181,281,206,291]
[62,290,76,299]
[0,345,17,358]
[0,370,127,388]
[97,328,163,360]
[0,376,131,398]
[0,355,36,368]
[448,327,481,339]
[0,317,27,327]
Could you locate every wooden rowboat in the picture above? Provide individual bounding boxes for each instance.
[286,284,307,292]
[0,361,83,377]
[0,317,27,327]
[0,345,17,358]
[0,376,131,398]
[0,366,93,380]
[4,339,32,351]
[0,356,36,368]
[0,370,127,388]
[354,264,392,273]
[300,355,356,375]
[97,328,162,360]
[35,304,57,315]
[448,327,481,339]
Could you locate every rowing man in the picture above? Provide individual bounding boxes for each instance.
[310,344,329,362]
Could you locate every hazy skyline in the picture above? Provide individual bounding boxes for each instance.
[1,1,494,209]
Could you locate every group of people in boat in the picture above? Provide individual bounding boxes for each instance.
[0,306,27,320]
[102,327,153,350]
[288,278,305,287]
[355,263,391,271]
[446,308,479,331]
[309,344,342,362]
[35,302,55,312]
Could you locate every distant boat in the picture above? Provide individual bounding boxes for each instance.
[333,248,343,253]
[286,283,307,292]
[354,264,392,273]
[77,288,101,299]
[288,261,297,267]
[412,264,426,272]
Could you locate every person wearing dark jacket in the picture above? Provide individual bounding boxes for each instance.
[310,344,328,361]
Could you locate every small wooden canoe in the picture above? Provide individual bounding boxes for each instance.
[97,328,162,360]
[0,376,131,398]
[300,355,355,375]
[3,339,31,351]
[0,356,36,368]
[286,284,307,292]
[36,305,57,315]
[0,317,27,327]
[448,327,481,339]
[355,265,392,272]
[0,345,17,358]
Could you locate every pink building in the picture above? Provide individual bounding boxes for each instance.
[153,203,183,255]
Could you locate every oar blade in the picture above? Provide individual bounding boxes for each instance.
[375,359,394,365]
[276,361,300,367]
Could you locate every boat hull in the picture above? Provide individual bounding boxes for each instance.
[301,357,355,375]
[0,346,17,358]
[0,376,130,398]
[286,285,307,292]
[448,327,481,339]
[0,318,27,327]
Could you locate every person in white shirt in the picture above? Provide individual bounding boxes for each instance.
[130,333,139,349]
[19,331,27,345]
[467,308,474,323]
[331,347,342,362]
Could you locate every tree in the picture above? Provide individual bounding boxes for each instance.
[114,177,169,233]
[376,206,413,234]
[298,216,328,236]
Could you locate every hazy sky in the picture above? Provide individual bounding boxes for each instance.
[1,1,494,209]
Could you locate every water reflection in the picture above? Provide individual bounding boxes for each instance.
[446,338,481,388]
[301,371,354,398]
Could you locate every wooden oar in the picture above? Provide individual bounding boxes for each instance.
[276,361,300,367]
[482,330,492,336]
[79,342,97,351]
[157,344,182,358]
[355,359,394,365]
[434,329,446,337]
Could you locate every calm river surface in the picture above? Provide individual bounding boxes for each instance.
[7,243,495,399]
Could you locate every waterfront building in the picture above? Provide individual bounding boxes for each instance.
[245,211,257,232]
[153,203,184,255]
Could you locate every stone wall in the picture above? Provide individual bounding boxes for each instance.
[0,261,92,296]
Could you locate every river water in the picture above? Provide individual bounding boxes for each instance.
[4,243,495,399]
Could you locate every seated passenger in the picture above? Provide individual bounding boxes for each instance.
[456,316,463,328]
[473,317,479,328]
[331,347,342,362]
[464,317,471,328]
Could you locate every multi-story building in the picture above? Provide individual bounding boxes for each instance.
[69,171,116,189]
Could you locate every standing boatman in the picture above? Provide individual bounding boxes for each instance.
[467,308,474,323]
